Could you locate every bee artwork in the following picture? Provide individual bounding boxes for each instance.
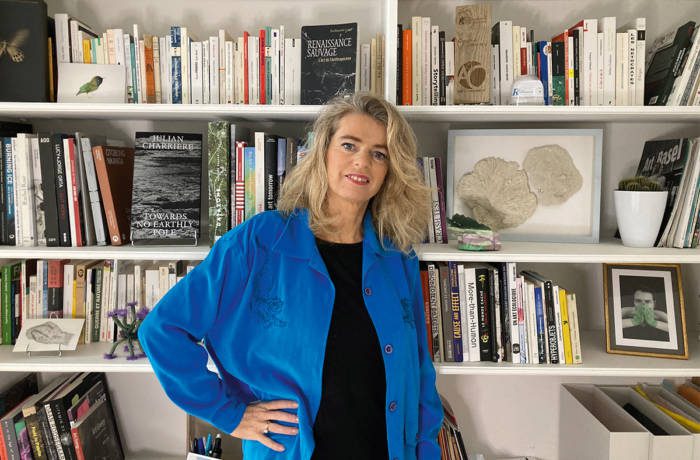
[0,28,28,63]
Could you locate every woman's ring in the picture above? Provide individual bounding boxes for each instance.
[263,422,269,434]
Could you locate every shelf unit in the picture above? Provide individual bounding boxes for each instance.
[2,0,699,459]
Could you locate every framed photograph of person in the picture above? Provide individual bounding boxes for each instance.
[603,263,687,359]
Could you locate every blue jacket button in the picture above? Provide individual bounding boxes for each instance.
[384,344,393,354]
[388,401,397,412]
[364,287,372,295]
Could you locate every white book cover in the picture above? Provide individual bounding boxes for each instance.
[492,268,503,362]
[615,32,628,106]
[14,134,36,247]
[248,36,258,104]
[102,32,109,64]
[411,16,422,105]
[202,39,210,104]
[511,25,521,78]
[635,18,646,106]
[117,273,127,317]
[29,136,44,246]
[463,267,480,362]
[456,264,469,362]
[600,17,616,105]
[162,37,172,104]
[672,142,700,247]
[138,39,147,102]
[106,30,116,65]
[377,33,384,97]
[63,263,74,318]
[113,29,125,66]
[144,269,159,310]
[9,138,20,246]
[292,38,301,104]
[546,41,553,104]
[157,266,168,303]
[430,25,439,105]
[526,281,538,364]
[28,275,36,320]
[597,32,605,105]
[496,21,513,104]
[506,262,520,364]
[360,43,370,92]
[133,24,142,103]
[108,259,119,342]
[427,157,443,243]
[218,29,230,105]
[445,40,454,105]
[133,264,143,309]
[627,29,637,106]
[127,273,135,305]
[100,261,111,342]
[279,26,285,105]
[191,41,203,104]
[520,26,528,75]
[567,35,575,105]
[225,40,234,103]
[70,18,97,64]
[491,45,500,104]
[567,293,582,363]
[181,27,191,104]
[421,157,435,243]
[84,267,93,343]
[153,36,162,104]
[254,132,265,214]
[209,36,220,104]
[236,38,244,104]
[54,13,71,63]
[227,40,235,103]
[62,138,77,246]
[583,19,598,106]
[271,29,280,104]
[526,41,533,76]
[370,38,377,94]
[421,16,431,105]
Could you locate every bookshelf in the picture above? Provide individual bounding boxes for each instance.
[0,0,699,458]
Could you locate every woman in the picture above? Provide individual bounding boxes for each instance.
[138,93,443,459]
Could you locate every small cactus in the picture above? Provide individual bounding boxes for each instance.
[618,176,663,192]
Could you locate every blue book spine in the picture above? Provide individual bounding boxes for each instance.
[534,286,546,364]
[171,26,182,104]
[42,261,49,317]
[3,139,15,245]
[537,41,550,105]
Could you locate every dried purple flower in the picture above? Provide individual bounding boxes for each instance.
[126,354,139,361]
[103,353,116,360]
[127,301,138,308]
[136,306,150,320]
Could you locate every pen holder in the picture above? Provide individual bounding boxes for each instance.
[186,453,217,460]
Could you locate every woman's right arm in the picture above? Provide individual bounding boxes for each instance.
[138,229,249,434]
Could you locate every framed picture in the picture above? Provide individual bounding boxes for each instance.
[12,318,85,353]
[57,62,126,103]
[447,129,603,243]
[603,263,687,359]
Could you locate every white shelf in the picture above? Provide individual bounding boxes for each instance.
[0,342,154,373]
[3,103,700,123]
[435,330,700,377]
[0,244,210,260]
[415,240,700,264]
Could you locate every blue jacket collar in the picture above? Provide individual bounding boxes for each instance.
[272,208,395,260]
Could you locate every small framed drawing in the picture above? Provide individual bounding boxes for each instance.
[57,62,126,103]
[603,263,687,359]
[447,129,603,243]
[13,318,85,353]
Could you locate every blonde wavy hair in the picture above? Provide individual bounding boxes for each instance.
[277,92,431,253]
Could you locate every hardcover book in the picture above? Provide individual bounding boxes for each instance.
[0,0,49,102]
[207,121,229,245]
[91,146,135,245]
[69,393,124,460]
[300,22,357,104]
[131,132,202,244]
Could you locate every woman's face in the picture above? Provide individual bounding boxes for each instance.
[325,112,389,212]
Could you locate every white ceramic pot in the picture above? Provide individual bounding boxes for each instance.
[614,190,669,247]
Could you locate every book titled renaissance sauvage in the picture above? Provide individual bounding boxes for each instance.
[300,22,358,105]
[131,132,202,245]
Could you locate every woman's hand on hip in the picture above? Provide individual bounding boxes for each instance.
[230,400,300,452]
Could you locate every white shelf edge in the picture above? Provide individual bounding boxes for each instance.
[415,240,700,263]
[435,330,700,377]
[2,103,700,122]
[0,245,210,260]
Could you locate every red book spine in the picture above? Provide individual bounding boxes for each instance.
[71,427,85,460]
[67,140,83,246]
[401,29,412,105]
[420,267,433,357]
[234,141,246,226]
[259,28,266,104]
[243,31,249,104]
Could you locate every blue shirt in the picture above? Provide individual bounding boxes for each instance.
[138,209,443,459]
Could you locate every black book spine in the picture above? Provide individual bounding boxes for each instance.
[646,22,695,105]
[439,31,446,106]
[38,134,60,246]
[51,134,71,246]
[396,24,402,104]
[3,138,16,245]
[486,268,498,362]
[46,399,77,460]
[38,404,59,460]
[544,280,560,364]
[1,416,20,460]
[572,29,580,105]
[24,411,48,460]
[497,263,511,363]
[264,135,278,211]
[475,267,492,362]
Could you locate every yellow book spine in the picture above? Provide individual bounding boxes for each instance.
[83,39,92,64]
[559,287,573,364]
[634,386,700,433]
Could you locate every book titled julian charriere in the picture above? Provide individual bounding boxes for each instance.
[300,22,358,105]
[131,132,202,245]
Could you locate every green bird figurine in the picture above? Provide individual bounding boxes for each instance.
[76,76,104,96]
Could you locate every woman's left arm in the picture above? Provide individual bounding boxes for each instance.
[408,256,443,458]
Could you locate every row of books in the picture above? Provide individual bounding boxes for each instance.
[0,258,197,346]
[417,156,448,244]
[421,262,583,365]
[54,12,379,105]
[0,372,123,460]
[439,395,468,460]
[635,137,700,248]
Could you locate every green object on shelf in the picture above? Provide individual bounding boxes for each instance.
[618,176,663,192]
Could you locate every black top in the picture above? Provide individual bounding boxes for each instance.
[311,239,389,460]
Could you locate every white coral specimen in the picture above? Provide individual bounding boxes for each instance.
[457,157,537,230]
[523,144,582,205]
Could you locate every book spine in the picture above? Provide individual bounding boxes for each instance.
[79,138,106,246]
[427,157,442,243]
[67,139,83,246]
[91,147,121,246]
[433,157,448,243]
[1,264,10,344]
[430,26,439,105]
[207,121,230,243]
[567,293,583,364]
[486,268,499,362]
[515,276,527,363]
[419,266,433,357]
[259,29,266,104]
[50,135,70,246]
[3,139,15,245]
[438,264,454,362]
[170,27,182,104]
[544,280,560,364]
[533,286,546,364]
[505,262,520,363]
[69,429,83,460]
[0,418,19,460]
[439,31,446,105]
[264,135,277,211]
[36,406,58,460]
[426,263,442,362]
[448,262,463,362]
[92,268,103,343]
[475,267,491,362]
[233,141,246,226]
